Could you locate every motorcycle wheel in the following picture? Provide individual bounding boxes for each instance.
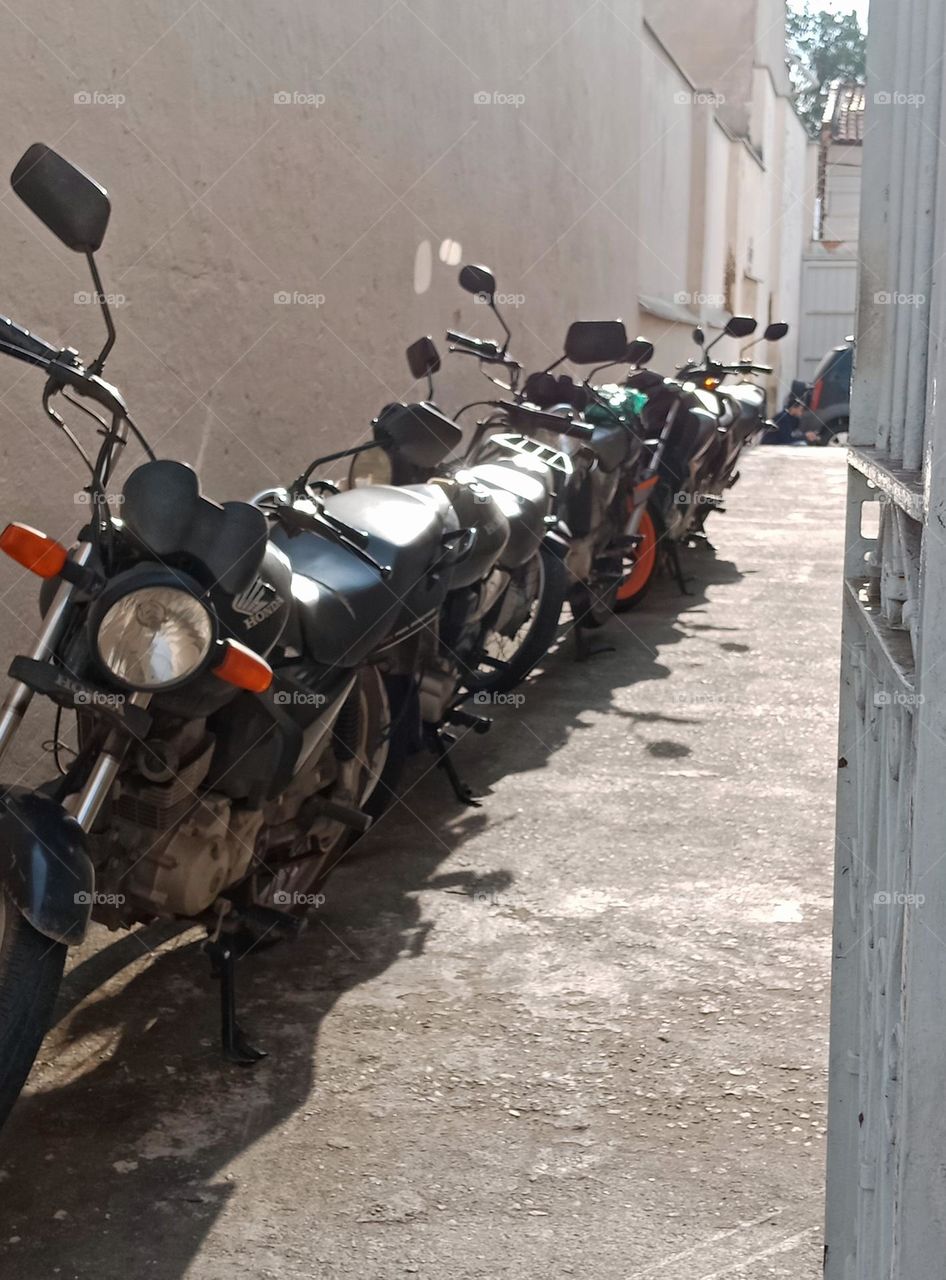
[614,504,659,611]
[0,889,66,1130]
[464,543,567,695]
[251,669,403,906]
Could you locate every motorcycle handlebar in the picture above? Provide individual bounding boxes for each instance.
[496,399,594,442]
[0,313,127,416]
[0,315,58,370]
[446,330,506,361]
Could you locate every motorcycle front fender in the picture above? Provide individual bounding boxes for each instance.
[0,786,93,945]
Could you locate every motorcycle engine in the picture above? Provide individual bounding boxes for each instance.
[97,719,264,920]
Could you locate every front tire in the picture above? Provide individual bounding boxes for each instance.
[465,543,567,694]
[615,504,659,611]
[0,890,65,1129]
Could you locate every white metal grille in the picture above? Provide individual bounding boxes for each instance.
[825,0,946,1275]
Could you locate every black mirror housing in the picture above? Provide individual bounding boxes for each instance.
[11,144,110,253]
[406,336,441,381]
[564,320,628,365]
[625,337,655,368]
[724,315,757,340]
[763,321,789,341]
[459,263,496,300]
[375,401,462,468]
[692,327,705,346]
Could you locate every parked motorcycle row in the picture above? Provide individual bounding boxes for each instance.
[0,145,788,1126]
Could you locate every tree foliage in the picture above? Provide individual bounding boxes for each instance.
[786,5,867,135]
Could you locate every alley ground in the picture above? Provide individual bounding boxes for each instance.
[0,447,847,1280]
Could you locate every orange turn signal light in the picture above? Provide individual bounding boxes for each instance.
[212,639,273,693]
[0,523,68,579]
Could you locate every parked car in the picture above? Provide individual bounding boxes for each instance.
[798,338,853,445]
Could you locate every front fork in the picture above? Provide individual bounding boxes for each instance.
[622,402,678,539]
[0,540,147,833]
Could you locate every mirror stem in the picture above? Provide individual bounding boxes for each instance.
[490,299,512,354]
[85,251,115,376]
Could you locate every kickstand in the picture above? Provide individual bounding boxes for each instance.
[574,625,616,662]
[667,542,692,595]
[204,936,267,1066]
[427,726,481,807]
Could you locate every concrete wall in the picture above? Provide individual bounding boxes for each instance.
[0,0,646,651]
[822,143,863,244]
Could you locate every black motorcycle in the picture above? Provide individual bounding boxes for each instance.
[0,145,541,1124]
[347,330,568,697]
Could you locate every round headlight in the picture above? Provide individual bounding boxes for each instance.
[348,445,393,488]
[96,586,214,689]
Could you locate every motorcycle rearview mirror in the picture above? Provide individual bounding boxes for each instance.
[564,320,628,366]
[458,263,496,300]
[724,315,757,340]
[625,337,655,368]
[406,335,441,399]
[375,400,463,468]
[763,321,789,341]
[11,144,110,253]
[458,262,512,354]
[705,314,756,359]
[692,326,705,346]
[11,143,116,375]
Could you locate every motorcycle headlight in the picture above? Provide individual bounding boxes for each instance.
[95,585,214,690]
[348,445,393,488]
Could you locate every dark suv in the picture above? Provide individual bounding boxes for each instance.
[800,340,853,445]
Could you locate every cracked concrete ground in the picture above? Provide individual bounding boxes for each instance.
[0,446,846,1280]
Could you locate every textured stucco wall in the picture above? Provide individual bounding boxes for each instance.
[0,0,646,658]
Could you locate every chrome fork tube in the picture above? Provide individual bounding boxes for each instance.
[71,692,151,832]
[0,541,93,766]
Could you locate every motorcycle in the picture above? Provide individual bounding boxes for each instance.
[435,264,648,653]
[347,329,568,700]
[601,316,790,605]
[0,145,550,1124]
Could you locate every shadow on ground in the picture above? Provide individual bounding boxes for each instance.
[0,544,742,1280]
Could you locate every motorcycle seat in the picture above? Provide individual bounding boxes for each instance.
[271,484,456,668]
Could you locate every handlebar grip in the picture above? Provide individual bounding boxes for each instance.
[446,330,503,359]
[0,314,58,368]
[497,399,594,441]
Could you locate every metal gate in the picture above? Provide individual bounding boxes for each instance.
[825,0,946,1275]
[799,252,858,381]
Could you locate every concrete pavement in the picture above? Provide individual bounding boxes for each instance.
[0,446,847,1279]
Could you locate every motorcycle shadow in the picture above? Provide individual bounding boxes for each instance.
[0,549,742,1280]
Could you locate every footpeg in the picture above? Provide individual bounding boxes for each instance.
[447,707,493,734]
